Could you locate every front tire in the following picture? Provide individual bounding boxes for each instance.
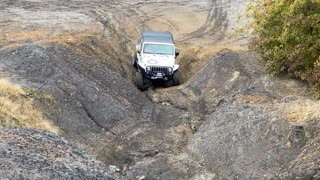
[172,71,180,86]
[136,71,145,91]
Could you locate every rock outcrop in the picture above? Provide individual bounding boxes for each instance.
[0,128,115,179]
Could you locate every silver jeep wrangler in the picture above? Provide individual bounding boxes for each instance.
[133,30,180,90]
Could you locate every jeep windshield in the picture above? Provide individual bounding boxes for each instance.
[143,44,174,55]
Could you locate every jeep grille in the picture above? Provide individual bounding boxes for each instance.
[151,67,168,74]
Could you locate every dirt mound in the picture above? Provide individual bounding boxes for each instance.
[0,128,115,179]
[0,43,152,153]
[186,52,320,179]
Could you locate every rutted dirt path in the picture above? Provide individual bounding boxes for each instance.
[1,0,319,179]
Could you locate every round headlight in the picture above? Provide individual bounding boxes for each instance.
[168,67,173,72]
[146,66,151,71]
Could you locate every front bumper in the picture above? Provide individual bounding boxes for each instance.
[140,66,173,81]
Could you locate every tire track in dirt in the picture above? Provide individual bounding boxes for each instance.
[182,0,230,42]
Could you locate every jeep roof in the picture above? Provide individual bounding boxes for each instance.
[141,31,174,44]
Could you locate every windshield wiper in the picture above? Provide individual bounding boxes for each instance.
[154,52,172,55]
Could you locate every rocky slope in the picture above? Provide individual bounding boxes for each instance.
[0,128,115,179]
[0,0,319,179]
[185,52,320,179]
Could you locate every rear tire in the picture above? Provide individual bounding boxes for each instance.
[136,71,145,91]
[172,71,180,86]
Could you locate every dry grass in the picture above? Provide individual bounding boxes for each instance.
[0,30,100,51]
[175,124,193,152]
[237,96,320,124]
[176,42,247,83]
[0,30,135,82]
[280,101,320,124]
[0,79,59,134]
[176,44,220,83]
[237,95,272,104]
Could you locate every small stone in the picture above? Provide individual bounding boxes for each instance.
[108,165,120,173]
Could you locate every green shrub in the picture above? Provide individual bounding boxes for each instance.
[247,0,320,97]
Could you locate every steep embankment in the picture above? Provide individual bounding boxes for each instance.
[0,0,319,179]
[185,52,320,178]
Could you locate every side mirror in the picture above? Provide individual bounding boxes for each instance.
[175,51,180,57]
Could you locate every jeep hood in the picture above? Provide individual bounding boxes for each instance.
[140,54,175,68]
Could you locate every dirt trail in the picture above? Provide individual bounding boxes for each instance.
[0,0,319,179]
